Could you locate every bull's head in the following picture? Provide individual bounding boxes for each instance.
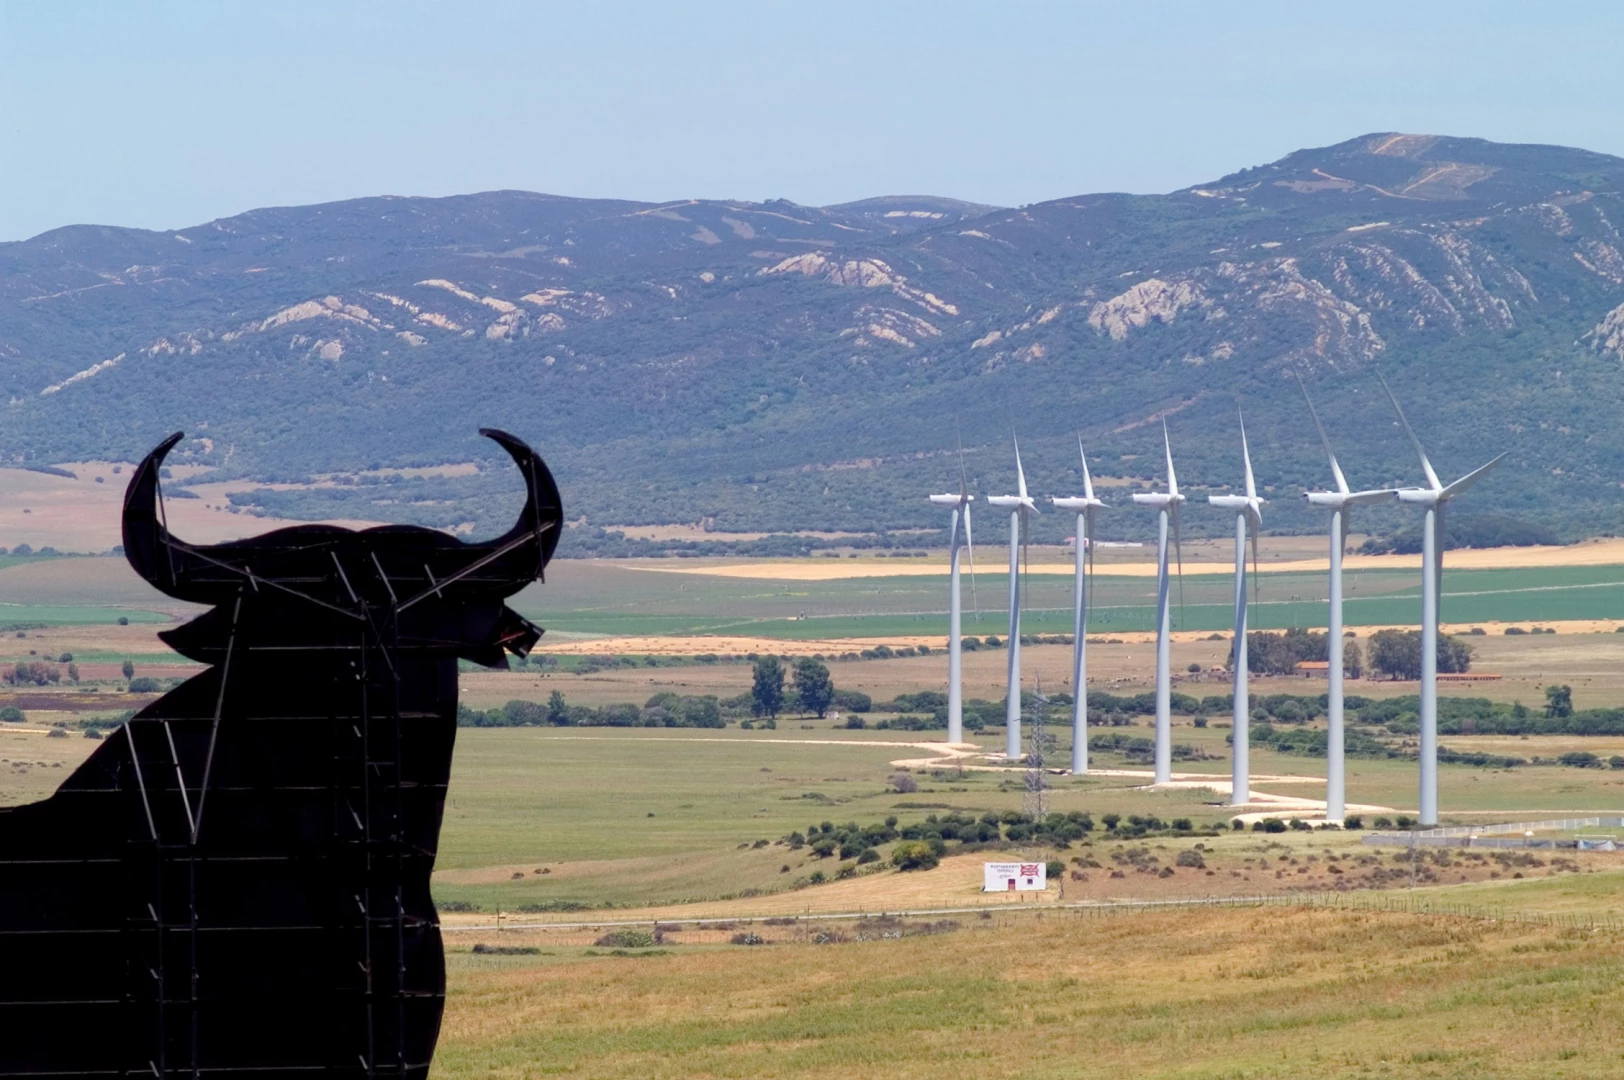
[122,429,562,667]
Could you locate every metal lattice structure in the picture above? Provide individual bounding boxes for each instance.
[0,428,561,1078]
[1022,682,1053,821]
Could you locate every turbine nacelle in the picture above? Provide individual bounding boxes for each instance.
[1304,489,1395,509]
[928,493,974,507]
[1051,496,1105,512]
[987,495,1038,512]
[1130,492,1184,509]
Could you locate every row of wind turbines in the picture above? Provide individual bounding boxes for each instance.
[929,374,1504,826]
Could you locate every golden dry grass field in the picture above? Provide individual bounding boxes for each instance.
[432,903,1624,1079]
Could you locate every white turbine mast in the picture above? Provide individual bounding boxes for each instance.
[987,435,1038,760]
[927,435,978,745]
[1207,411,1264,807]
[1130,421,1186,784]
[1051,435,1106,774]
[1297,372,1394,822]
[1378,372,1506,826]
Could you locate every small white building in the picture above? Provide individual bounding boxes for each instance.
[983,861,1046,892]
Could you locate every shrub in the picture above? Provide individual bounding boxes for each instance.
[843,716,867,729]
[46,728,67,739]
[1394,815,1416,829]
[1559,751,1603,769]
[117,617,129,626]
[1253,818,1287,833]
[84,728,103,740]
[1175,849,1206,869]
[729,932,765,945]
[1343,815,1364,829]
[0,706,23,723]
[1372,816,1394,829]
[594,930,657,948]
[856,848,880,865]
[890,772,919,794]
[891,841,940,871]
[1186,662,1201,673]
[1045,860,1065,879]
[1609,757,1624,770]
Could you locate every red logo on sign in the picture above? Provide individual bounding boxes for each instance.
[1020,864,1040,876]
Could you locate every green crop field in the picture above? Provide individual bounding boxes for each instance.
[503,561,1624,640]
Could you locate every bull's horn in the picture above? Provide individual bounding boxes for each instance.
[123,431,188,594]
[474,428,564,577]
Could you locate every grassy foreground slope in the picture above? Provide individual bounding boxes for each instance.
[434,903,1624,1079]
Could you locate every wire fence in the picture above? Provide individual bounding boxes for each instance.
[445,888,1624,936]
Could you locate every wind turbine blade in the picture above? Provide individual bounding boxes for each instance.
[1239,411,1257,502]
[1250,514,1261,611]
[1440,452,1507,498]
[1172,505,1186,628]
[1085,506,1096,614]
[956,418,970,500]
[1014,434,1029,502]
[1377,371,1442,491]
[1295,370,1350,495]
[1162,420,1178,498]
[965,501,979,617]
[1078,434,1096,502]
[1434,501,1447,627]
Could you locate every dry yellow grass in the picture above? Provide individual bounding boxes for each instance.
[432,905,1624,1078]
[628,536,1624,582]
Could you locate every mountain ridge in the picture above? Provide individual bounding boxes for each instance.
[3,133,1623,545]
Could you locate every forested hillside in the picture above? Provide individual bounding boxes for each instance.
[4,133,1624,546]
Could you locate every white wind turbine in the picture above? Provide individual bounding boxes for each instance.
[1051,436,1106,775]
[1206,413,1263,807]
[987,437,1038,760]
[1131,422,1186,784]
[927,441,977,745]
[1298,373,1395,823]
[1379,373,1506,826]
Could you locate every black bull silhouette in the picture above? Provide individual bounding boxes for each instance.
[0,429,561,1078]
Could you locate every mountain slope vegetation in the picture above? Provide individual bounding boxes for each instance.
[4,133,1623,545]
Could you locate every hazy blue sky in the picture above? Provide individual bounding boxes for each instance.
[4,1,1622,241]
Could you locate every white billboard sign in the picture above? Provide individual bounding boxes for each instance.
[983,861,1046,892]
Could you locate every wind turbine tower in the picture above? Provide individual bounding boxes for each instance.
[1206,414,1263,807]
[927,451,977,745]
[1297,374,1394,822]
[1131,423,1185,784]
[1052,437,1106,774]
[987,438,1038,760]
[1379,374,1506,826]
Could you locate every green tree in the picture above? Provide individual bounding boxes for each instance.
[121,659,135,680]
[751,656,785,718]
[1545,684,1573,718]
[794,658,835,718]
[1368,630,1472,680]
[546,689,569,725]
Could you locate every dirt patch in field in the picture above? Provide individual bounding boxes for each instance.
[0,465,386,553]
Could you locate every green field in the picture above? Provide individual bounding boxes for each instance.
[507,561,1624,639]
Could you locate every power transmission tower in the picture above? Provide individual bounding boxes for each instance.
[1023,679,1054,820]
